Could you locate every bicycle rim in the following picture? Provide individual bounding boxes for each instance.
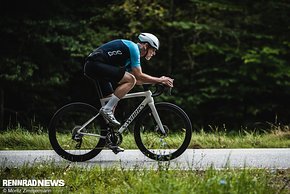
[49,103,106,162]
[134,102,192,161]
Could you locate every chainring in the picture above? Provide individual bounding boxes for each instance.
[106,131,123,146]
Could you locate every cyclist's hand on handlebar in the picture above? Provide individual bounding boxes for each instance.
[160,76,174,87]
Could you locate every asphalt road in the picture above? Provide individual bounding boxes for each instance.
[1,149,290,169]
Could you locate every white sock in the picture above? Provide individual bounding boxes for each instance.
[103,94,120,111]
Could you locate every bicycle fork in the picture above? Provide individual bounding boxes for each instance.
[148,102,166,135]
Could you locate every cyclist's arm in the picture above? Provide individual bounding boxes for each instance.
[131,67,174,87]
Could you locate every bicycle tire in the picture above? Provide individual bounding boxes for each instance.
[48,102,107,162]
[134,102,192,161]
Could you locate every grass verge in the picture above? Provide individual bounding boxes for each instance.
[1,162,289,194]
[190,128,290,148]
[0,127,289,150]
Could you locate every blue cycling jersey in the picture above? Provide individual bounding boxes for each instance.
[93,39,141,72]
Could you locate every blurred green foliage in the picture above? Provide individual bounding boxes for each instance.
[0,0,289,130]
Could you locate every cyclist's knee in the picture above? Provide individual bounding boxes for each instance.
[129,74,137,86]
[122,73,136,86]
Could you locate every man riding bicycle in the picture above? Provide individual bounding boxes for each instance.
[84,33,174,127]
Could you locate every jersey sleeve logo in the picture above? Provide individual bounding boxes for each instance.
[108,50,122,56]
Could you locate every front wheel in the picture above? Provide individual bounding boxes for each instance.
[134,102,192,161]
[48,102,107,162]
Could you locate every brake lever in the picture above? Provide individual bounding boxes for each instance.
[144,84,172,97]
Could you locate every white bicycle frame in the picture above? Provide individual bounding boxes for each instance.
[77,90,165,137]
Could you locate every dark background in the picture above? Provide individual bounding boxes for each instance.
[0,0,289,131]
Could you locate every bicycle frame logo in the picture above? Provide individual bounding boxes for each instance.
[122,103,145,130]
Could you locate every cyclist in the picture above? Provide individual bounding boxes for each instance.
[84,33,174,126]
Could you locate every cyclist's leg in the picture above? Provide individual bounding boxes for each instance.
[101,72,137,127]
[98,81,120,115]
[84,61,125,152]
[102,72,136,111]
[84,60,127,125]
[93,80,124,153]
[84,59,136,98]
[114,72,136,98]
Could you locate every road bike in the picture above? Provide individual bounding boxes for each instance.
[49,83,192,162]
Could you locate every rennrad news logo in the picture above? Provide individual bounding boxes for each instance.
[2,179,65,187]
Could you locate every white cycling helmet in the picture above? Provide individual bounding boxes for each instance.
[138,33,160,50]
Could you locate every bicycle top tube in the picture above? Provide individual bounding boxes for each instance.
[100,90,152,105]
[122,90,152,99]
[99,84,170,106]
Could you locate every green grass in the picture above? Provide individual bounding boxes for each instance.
[1,162,289,194]
[0,126,289,150]
[190,128,290,149]
[0,129,51,150]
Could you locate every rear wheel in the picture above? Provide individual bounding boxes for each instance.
[48,103,107,162]
[134,102,192,161]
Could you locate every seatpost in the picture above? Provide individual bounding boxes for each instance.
[94,80,104,99]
